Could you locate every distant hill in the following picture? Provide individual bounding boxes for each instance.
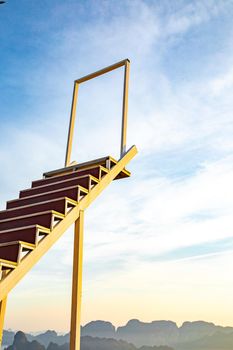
[82,319,233,347]
[116,319,179,346]
[5,331,45,350]
[2,330,15,347]
[178,330,233,350]
[3,319,233,349]
[2,330,69,348]
[82,321,115,338]
[4,332,173,350]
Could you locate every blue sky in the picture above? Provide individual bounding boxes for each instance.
[1,0,233,332]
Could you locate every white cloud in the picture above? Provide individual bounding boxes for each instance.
[3,0,233,330]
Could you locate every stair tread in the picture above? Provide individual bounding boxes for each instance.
[0,258,17,268]
[0,197,77,214]
[0,240,36,249]
[43,156,116,177]
[43,155,130,179]
[0,225,50,246]
[0,224,51,234]
[20,174,98,198]
[8,184,88,204]
[32,165,108,188]
[0,197,77,220]
[0,210,65,223]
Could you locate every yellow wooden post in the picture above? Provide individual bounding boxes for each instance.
[0,271,7,348]
[70,210,84,350]
[121,59,130,158]
[65,82,79,167]
[0,297,7,347]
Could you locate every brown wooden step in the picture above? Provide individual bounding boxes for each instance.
[0,259,17,279]
[0,211,64,231]
[43,155,130,180]
[0,241,35,263]
[0,225,50,245]
[0,197,76,220]
[7,185,87,210]
[32,165,108,188]
[19,175,98,199]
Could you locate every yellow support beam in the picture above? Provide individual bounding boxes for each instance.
[0,271,7,348]
[70,211,84,350]
[0,296,7,346]
[121,60,130,157]
[65,82,79,168]
[0,145,137,301]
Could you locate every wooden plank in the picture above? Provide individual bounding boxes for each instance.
[65,82,79,167]
[0,271,7,348]
[0,297,7,347]
[75,59,129,84]
[0,198,76,220]
[33,166,107,188]
[70,211,84,350]
[7,186,87,210]
[121,60,130,157]
[44,156,117,178]
[20,175,98,198]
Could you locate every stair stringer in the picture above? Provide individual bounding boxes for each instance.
[0,145,137,301]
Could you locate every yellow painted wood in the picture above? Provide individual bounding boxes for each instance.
[44,155,130,179]
[0,271,7,348]
[121,60,130,157]
[0,145,137,301]
[0,297,7,347]
[70,211,84,350]
[75,59,129,83]
[65,82,79,167]
[64,59,131,166]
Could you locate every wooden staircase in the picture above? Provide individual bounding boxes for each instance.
[0,58,136,350]
[0,148,136,297]
[0,146,137,347]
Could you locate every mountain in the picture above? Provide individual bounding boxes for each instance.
[3,319,233,349]
[4,332,174,350]
[82,321,115,338]
[116,319,179,346]
[5,331,45,350]
[32,331,69,348]
[81,319,233,347]
[2,330,69,348]
[178,320,233,343]
[2,330,15,347]
[178,330,233,350]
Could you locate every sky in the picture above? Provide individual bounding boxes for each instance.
[1,0,233,333]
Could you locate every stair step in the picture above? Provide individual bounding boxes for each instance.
[0,197,77,220]
[20,175,98,199]
[0,225,50,245]
[0,258,17,279]
[43,155,130,180]
[7,185,88,210]
[0,241,35,263]
[32,165,108,188]
[0,211,64,231]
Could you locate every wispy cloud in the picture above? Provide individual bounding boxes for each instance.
[2,0,233,331]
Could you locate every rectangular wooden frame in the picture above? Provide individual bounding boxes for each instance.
[65,59,130,167]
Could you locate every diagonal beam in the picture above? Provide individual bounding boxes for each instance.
[0,145,137,301]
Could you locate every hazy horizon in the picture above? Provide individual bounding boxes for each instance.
[4,317,233,334]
